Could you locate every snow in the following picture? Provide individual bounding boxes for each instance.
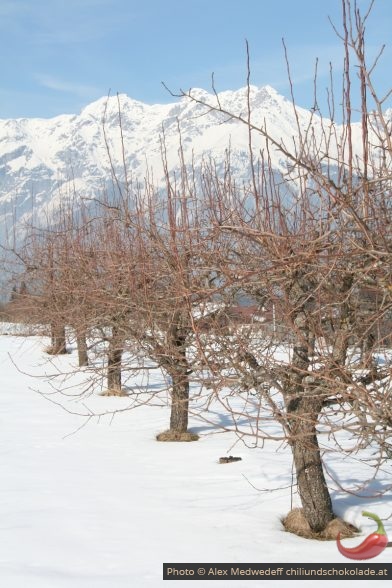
[0,84,370,245]
[0,331,390,587]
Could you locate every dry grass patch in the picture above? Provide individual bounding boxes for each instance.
[44,346,68,355]
[281,508,358,540]
[156,430,199,442]
[100,389,129,397]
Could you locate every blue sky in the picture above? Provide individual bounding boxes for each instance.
[1,0,391,119]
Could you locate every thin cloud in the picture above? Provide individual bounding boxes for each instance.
[0,0,135,44]
[36,75,100,98]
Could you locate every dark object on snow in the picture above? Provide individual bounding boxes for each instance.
[219,456,242,464]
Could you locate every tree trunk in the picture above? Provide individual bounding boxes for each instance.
[107,326,123,393]
[166,318,191,434]
[169,368,189,433]
[284,269,334,532]
[107,343,123,392]
[76,332,89,367]
[287,395,334,532]
[50,323,67,354]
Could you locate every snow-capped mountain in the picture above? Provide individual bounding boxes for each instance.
[0,85,362,242]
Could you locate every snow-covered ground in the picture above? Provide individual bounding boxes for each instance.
[0,331,390,587]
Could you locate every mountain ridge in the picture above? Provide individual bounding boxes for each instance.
[0,85,363,241]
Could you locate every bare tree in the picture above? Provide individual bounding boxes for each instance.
[175,0,392,534]
[101,147,215,440]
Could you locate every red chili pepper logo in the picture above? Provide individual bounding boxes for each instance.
[337,511,388,560]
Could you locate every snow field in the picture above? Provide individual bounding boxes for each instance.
[0,333,390,587]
